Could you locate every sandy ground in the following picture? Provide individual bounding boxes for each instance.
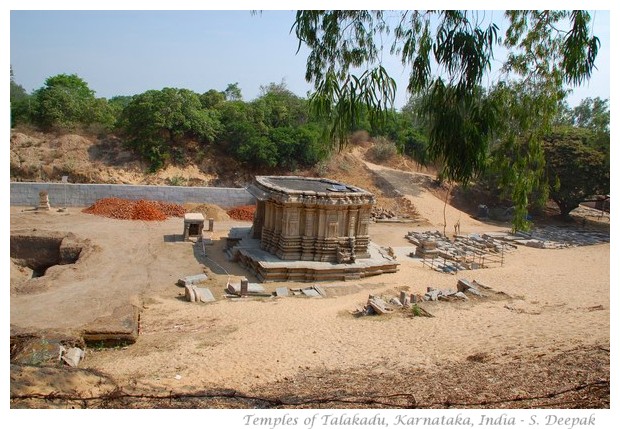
[9,166,611,409]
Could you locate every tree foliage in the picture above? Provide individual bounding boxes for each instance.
[224,82,243,101]
[292,10,601,230]
[30,74,102,129]
[216,81,327,169]
[10,66,28,102]
[543,127,609,218]
[119,88,221,170]
[10,67,31,127]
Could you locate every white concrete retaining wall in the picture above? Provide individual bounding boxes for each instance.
[10,182,255,208]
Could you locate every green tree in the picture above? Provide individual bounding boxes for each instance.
[31,73,100,129]
[569,97,610,155]
[200,89,226,109]
[252,80,309,129]
[10,66,31,127]
[543,127,609,218]
[119,88,221,170]
[292,10,600,230]
[10,66,28,102]
[224,82,243,101]
[571,97,609,134]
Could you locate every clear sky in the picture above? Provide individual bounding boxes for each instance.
[8,7,611,109]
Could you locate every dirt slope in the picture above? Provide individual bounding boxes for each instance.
[10,130,236,186]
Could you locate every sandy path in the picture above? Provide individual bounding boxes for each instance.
[363,159,495,233]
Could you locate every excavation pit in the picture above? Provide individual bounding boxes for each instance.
[10,230,85,280]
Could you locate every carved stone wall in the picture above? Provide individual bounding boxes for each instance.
[248,176,375,262]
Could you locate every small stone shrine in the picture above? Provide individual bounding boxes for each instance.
[247,176,375,263]
[183,213,205,241]
[38,191,51,211]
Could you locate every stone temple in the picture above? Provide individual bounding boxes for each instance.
[225,176,398,282]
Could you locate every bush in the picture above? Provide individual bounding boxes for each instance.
[369,138,397,162]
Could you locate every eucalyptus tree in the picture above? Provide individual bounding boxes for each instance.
[292,10,600,230]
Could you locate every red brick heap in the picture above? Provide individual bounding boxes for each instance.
[82,198,185,221]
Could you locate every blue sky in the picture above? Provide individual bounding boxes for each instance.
[8,8,612,109]
[10,10,316,103]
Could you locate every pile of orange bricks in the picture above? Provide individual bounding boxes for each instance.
[226,205,256,221]
[82,198,185,221]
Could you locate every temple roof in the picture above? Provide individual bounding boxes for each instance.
[251,176,372,196]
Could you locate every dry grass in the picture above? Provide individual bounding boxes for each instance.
[11,344,608,409]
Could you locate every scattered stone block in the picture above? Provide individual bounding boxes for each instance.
[61,347,85,368]
[465,287,484,297]
[302,287,321,297]
[472,280,492,290]
[454,292,469,300]
[275,287,289,297]
[82,304,140,346]
[390,297,403,307]
[425,289,441,301]
[226,280,265,295]
[185,285,197,302]
[410,304,434,317]
[313,285,327,297]
[11,337,65,366]
[367,296,392,314]
[195,287,215,303]
[177,273,208,287]
[457,278,475,292]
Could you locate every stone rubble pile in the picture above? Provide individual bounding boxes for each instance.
[406,230,512,273]
[486,227,610,248]
[352,279,491,317]
[11,336,86,367]
[371,206,397,220]
[371,198,417,221]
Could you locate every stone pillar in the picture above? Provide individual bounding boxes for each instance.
[301,207,316,260]
[348,208,358,237]
[38,191,51,211]
[400,291,408,305]
[252,201,265,239]
[240,277,249,297]
[208,218,214,232]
